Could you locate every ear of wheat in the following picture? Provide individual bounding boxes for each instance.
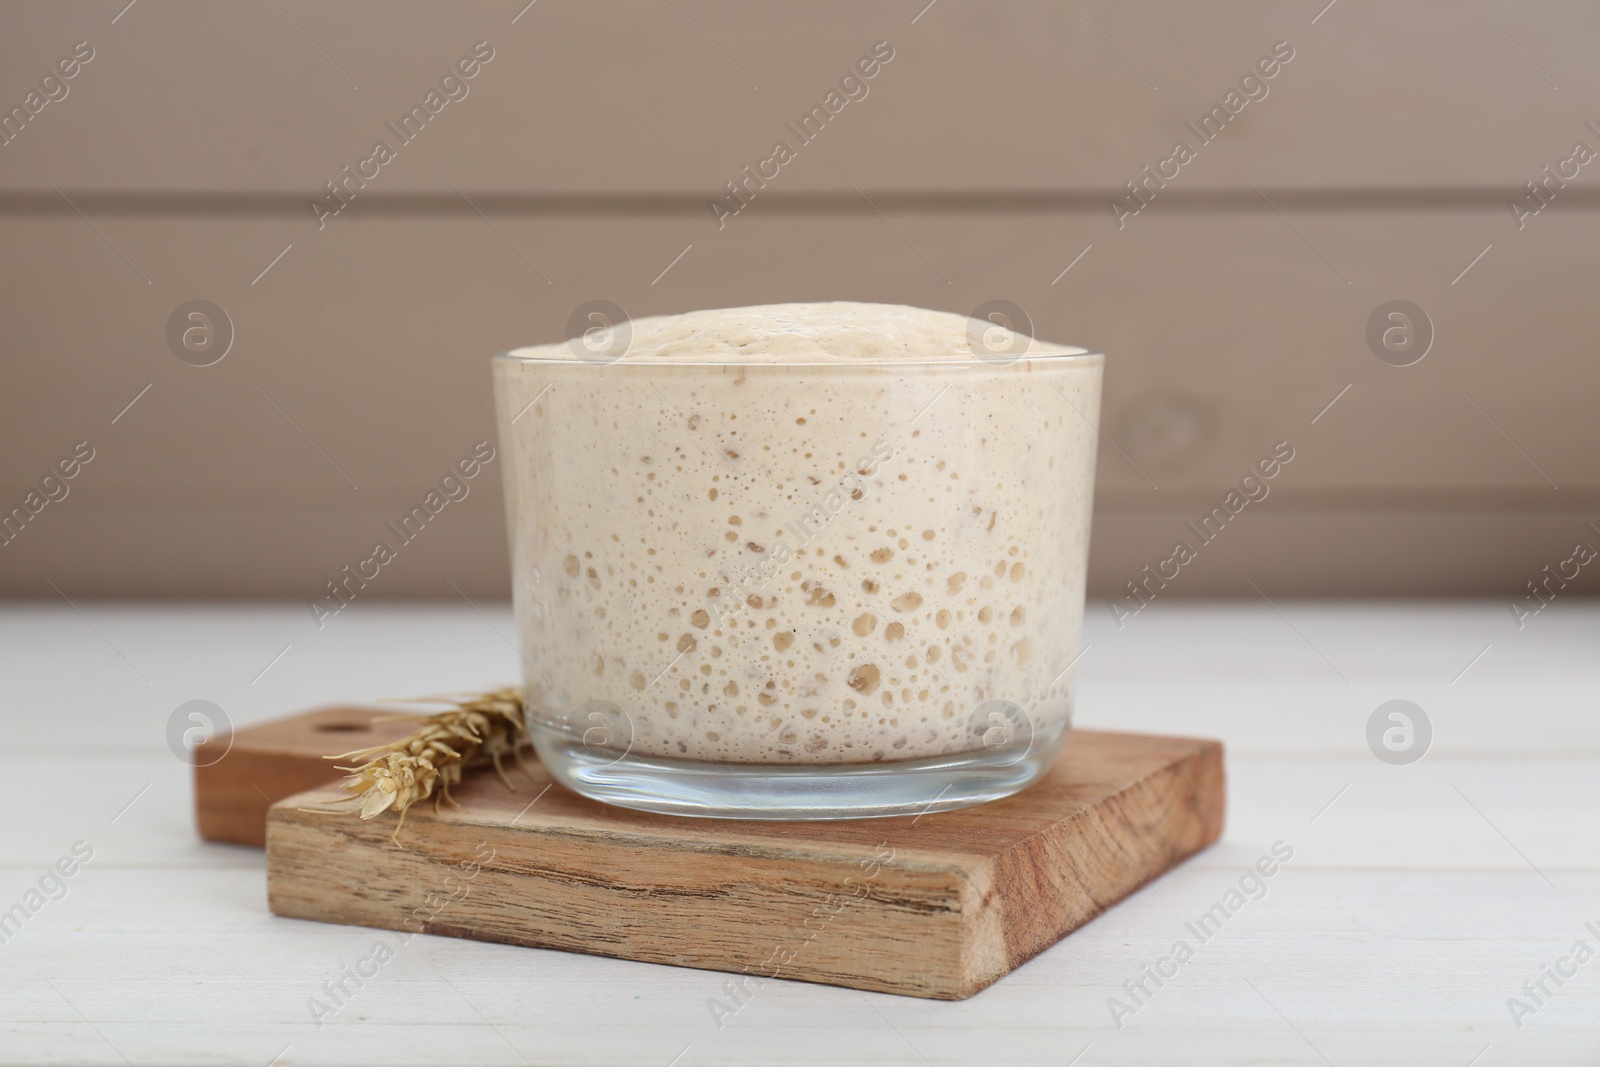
[320,686,531,842]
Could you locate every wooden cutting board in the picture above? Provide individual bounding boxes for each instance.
[264,729,1224,1000]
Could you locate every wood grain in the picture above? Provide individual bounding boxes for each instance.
[265,729,1224,999]
[194,705,417,847]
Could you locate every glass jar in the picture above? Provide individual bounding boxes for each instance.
[493,343,1102,818]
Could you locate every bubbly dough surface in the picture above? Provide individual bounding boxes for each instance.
[504,301,1093,364]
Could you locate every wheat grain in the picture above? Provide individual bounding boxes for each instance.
[323,686,531,842]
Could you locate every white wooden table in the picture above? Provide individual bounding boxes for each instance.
[2,601,1595,1066]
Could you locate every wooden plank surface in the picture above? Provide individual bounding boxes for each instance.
[0,603,1597,1064]
[264,730,1224,1000]
[2,1,1597,192]
[3,211,1596,493]
[1,209,1595,599]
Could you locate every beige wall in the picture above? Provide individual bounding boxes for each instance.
[2,1,1597,604]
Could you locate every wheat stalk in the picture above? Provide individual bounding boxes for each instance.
[320,686,532,842]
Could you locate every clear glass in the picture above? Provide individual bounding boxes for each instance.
[492,348,1103,819]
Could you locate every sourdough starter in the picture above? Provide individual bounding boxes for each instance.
[494,303,1102,764]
